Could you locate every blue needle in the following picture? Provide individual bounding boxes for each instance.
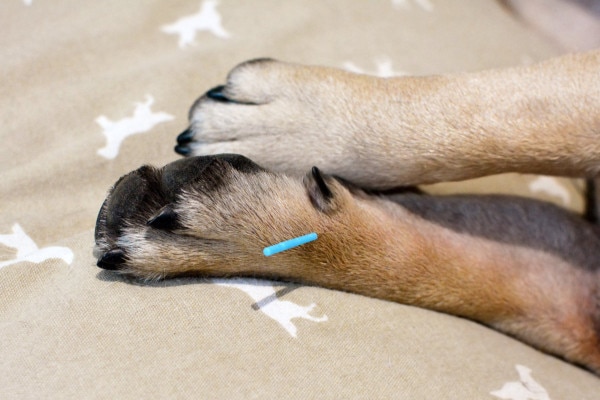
[263,232,318,256]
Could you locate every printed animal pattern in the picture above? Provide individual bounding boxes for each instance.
[213,278,328,337]
[6,0,591,396]
[342,57,407,77]
[491,365,551,400]
[161,0,230,48]
[528,176,571,205]
[0,224,73,270]
[392,0,434,12]
[96,95,174,159]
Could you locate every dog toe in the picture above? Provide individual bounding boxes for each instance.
[146,205,181,230]
[174,144,192,155]
[205,85,232,103]
[176,128,195,145]
[97,248,126,270]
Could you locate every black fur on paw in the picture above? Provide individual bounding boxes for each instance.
[94,154,268,271]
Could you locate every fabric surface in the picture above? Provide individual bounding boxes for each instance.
[1,0,598,398]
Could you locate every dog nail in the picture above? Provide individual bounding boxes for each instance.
[97,249,125,270]
[312,167,333,201]
[147,206,180,230]
[206,85,230,102]
[177,128,195,144]
[174,144,191,156]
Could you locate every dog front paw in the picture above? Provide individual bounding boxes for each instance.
[94,155,261,279]
[174,59,386,183]
[93,154,344,281]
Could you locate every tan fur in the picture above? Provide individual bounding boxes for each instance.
[97,50,600,375]
[95,161,600,374]
[182,51,600,189]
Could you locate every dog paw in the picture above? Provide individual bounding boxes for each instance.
[175,59,386,185]
[93,154,343,280]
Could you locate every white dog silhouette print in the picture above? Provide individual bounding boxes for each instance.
[528,176,571,205]
[161,0,230,48]
[343,58,407,78]
[213,278,328,337]
[96,95,174,159]
[392,0,434,12]
[491,365,550,400]
[0,224,73,270]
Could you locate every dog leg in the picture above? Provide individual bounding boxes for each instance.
[177,52,600,189]
[95,155,600,374]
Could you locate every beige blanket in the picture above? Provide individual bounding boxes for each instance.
[1,0,598,398]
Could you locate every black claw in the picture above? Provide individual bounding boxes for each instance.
[312,167,333,201]
[177,128,195,145]
[147,206,181,230]
[205,85,230,102]
[174,144,191,156]
[97,249,126,270]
